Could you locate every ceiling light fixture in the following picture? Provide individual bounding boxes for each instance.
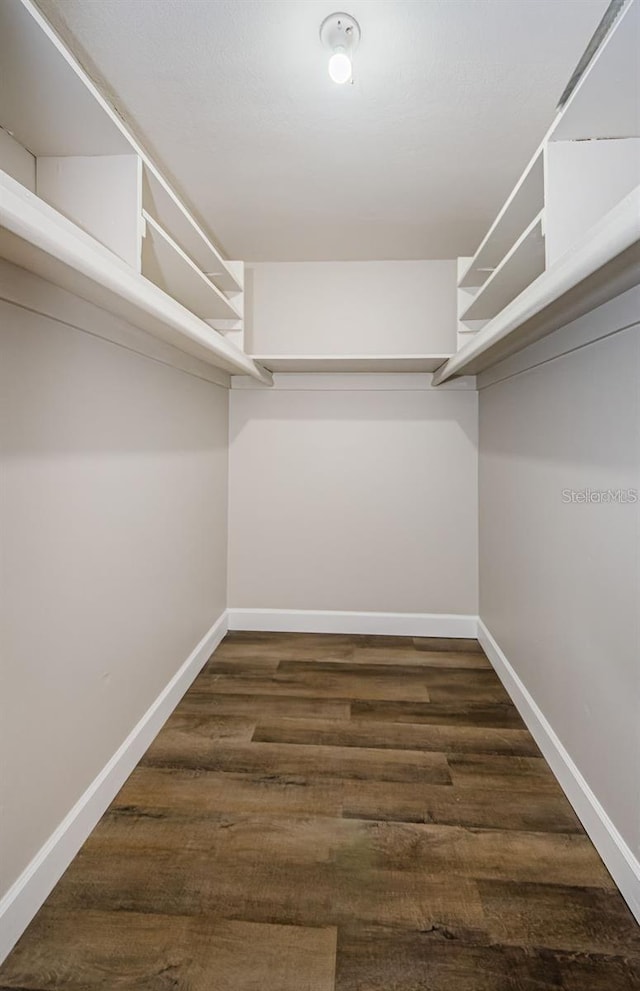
[320,12,361,85]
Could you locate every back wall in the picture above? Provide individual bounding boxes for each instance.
[228,377,478,619]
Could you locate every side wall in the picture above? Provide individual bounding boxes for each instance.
[0,266,229,918]
[229,377,478,623]
[478,288,640,916]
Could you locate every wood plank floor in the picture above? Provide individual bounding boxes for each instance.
[2,632,639,990]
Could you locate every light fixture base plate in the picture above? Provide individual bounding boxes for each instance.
[320,12,361,53]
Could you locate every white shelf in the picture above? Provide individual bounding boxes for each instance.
[453,0,639,378]
[0,0,129,158]
[142,165,242,294]
[460,212,545,322]
[0,0,242,296]
[250,355,452,373]
[459,0,639,298]
[434,188,640,384]
[458,151,544,290]
[550,0,639,142]
[0,169,271,385]
[141,211,240,322]
[458,0,638,297]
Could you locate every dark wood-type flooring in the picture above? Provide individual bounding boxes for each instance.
[2,632,639,989]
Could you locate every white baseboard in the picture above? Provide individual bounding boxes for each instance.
[478,619,640,924]
[227,608,478,639]
[0,611,228,964]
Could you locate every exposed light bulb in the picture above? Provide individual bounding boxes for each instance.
[320,14,360,86]
[328,47,352,85]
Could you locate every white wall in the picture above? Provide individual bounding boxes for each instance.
[229,378,478,617]
[0,269,229,901]
[478,294,640,866]
[246,261,457,356]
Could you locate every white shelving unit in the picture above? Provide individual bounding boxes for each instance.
[0,0,265,384]
[460,213,545,323]
[1,0,637,387]
[141,212,241,322]
[0,171,271,383]
[458,152,544,291]
[444,0,640,384]
[250,355,452,374]
[141,164,243,295]
[434,189,639,382]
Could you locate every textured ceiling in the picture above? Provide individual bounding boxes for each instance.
[39,0,609,261]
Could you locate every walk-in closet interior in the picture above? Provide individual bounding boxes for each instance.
[1,0,639,985]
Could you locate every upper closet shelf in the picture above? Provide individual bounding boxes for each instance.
[142,165,242,294]
[0,170,271,384]
[449,0,640,383]
[141,211,241,321]
[0,0,128,158]
[549,0,639,142]
[459,0,639,299]
[0,0,242,298]
[460,212,545,322]
[249,355,452,373]
[435,186,640,384]
[458,151,544,291]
